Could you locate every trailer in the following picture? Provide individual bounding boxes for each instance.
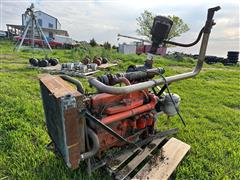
[53,35,76,49]
[118,34,167,55]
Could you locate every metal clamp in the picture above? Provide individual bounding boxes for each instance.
[61,94,77,110]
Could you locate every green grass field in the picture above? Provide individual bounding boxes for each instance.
[0,40,239,179]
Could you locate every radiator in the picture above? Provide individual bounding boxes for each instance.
[39,74,85,169]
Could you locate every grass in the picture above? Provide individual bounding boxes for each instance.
[0,40,240,179]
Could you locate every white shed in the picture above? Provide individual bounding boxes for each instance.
[118,44,136,54]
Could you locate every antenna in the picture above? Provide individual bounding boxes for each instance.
[14,3,52,52]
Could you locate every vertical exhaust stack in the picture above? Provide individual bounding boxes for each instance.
[89,6,221,94]
[145,15,173,68]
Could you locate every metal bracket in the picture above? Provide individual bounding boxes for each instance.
[61,94,77,110]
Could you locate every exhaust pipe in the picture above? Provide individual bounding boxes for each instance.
[88,7,220,94]
[88,33,210,94]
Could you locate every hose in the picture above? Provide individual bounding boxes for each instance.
[80,127,100,160]
[60,75,85,94]
[164,27,204,47]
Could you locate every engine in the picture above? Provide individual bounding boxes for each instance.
[39,14,180,169]
[39,68,180,169]
[89,89,157,152]
[88,68,182,153]
[39,6,220,173]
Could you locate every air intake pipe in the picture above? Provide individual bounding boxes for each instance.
[88,6,220,94]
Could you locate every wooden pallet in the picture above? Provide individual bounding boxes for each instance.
[133,138,190,180]
[106,137,190,180]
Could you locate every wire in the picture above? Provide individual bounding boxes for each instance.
[160,74,186,126]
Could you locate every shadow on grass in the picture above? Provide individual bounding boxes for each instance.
[35,154,112,180]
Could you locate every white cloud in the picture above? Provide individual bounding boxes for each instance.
[1,0,239,57]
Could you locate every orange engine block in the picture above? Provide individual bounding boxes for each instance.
[88,90,158,152]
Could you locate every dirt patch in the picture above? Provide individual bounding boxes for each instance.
[0,69,11,72]
[1,61,27,65]
[224,104,240,111]
[169,66,239,72]
[0,54,16,59]
[203,67,239,72]
[168,66,191,71]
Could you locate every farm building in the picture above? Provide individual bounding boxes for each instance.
[6,10,69,39]
[118,43,137,54]
[118,43,167,55]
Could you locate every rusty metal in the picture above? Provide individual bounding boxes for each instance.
[82,57,90,65]
[93,57,102,66]
[85,111,139,149]
[89,128,177,175]
[40,74,86,169]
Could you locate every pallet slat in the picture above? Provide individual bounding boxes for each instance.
[134,137,190,180]
[114,138,165,180]
[107,148,140,171]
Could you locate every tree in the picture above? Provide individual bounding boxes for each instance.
[136,10,154,40]
[112,45,117,49]
[136,10,189,42]
[166,15,190,41]
[89,38,97,47]
[103,41,111,50]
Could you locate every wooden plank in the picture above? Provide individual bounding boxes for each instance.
[114,137,165,180]
[82,70,100,76]
[39,74,80,98]
[134,137,190,180]
[107,148,140,172]
[98,63,118,69]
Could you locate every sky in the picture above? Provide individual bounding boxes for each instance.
[0,0,239,57]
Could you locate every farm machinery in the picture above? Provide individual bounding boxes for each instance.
[39,7,220,179]
[117,34,167,55]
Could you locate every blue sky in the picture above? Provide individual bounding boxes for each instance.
[1,0,239,57]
